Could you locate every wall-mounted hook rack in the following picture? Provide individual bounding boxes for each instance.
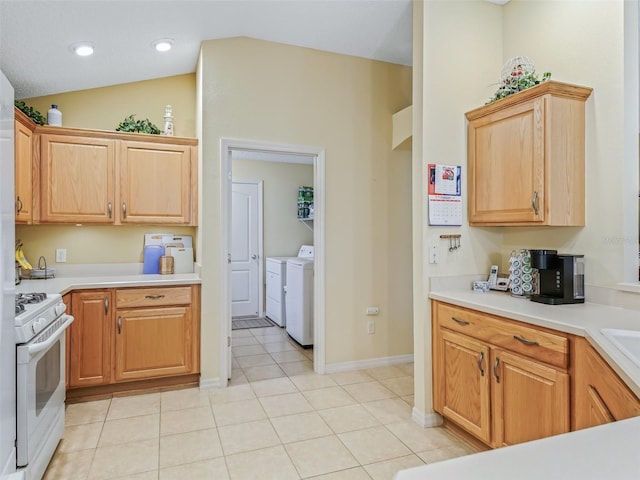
[440,234,462,252]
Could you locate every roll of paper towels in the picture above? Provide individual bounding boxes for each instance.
[143,245,164,274]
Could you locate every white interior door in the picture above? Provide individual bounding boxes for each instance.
[231,181,261,317]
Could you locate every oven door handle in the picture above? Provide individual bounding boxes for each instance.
[24,315,74,357]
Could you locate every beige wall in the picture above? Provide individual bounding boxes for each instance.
[500,1,627,287]
[414,0,504,420]
[18,74,197,265]
[16,225,196,265]
[232,159,313,258]
[198,37,413,381]
[22,73,196,137]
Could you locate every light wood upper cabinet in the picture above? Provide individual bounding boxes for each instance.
[33,126,198,225]
[432,300,570,448]
[466,81,592,226]
[40,134,116,223]
[14,109,35,223]
[573,337,640,430]
[119,141,193,224]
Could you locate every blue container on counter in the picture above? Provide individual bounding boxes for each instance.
[143,245,164,274]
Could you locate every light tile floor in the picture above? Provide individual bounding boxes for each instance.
[45,325,475,480]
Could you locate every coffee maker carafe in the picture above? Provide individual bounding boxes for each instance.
[529,249,585,305]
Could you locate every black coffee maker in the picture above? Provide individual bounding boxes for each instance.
[529,249,585,305]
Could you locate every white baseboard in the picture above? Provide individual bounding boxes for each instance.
[324,354,414,374]
[199,377,226,390]
[411,407,443,428]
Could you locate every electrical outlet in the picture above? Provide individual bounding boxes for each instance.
[367,319,375,334]
[429,244,438,264]
[55,248,67,263]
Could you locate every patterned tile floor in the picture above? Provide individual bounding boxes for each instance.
[45,325,475,479]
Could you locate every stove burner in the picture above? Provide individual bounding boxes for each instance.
[15,292,48,310]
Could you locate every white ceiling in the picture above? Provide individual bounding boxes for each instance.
[0,0,413,100]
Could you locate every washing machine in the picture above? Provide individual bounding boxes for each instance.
[285,246,314,346]
[265,245,314,327]
[265,257,292,327]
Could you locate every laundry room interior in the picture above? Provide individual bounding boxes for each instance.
[230,149,317,382]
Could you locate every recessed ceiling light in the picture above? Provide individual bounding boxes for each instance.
[70,42,94,57]
[153,39,173,52]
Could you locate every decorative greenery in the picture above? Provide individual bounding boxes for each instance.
[487,70,552,104]
[115,114,160,134]
[14,100,46,125]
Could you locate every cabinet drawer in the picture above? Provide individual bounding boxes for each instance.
[116,286,192,308]
[435,302,568,368]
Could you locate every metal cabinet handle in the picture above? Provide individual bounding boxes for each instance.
[145,294,165,300]
[122,202,127,219]
[451,317,470,326]
[494,358,500,383]
[108,202,113,218]
[532,191,539,215]
[117,316,122,334]
[477,351,485,376]
[16,196,23,214]
[513,335,539,346]
[104,297,109,314]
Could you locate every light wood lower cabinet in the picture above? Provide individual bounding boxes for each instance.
[68,285,200,393]
[439,330,491,443]
[492,349,569,447]
[114,285,199,381]
[69,290,113,387]
[573,337,640,430]
[433,300,570,448]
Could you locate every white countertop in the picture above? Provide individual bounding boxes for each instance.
[395,416,640,480]
[429,289,640,398]
[15,272,201,296]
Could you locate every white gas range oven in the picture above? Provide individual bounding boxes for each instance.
[15,292,73,480]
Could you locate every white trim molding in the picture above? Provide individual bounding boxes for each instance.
[199,377,225,390]
[411,408,443,428]
[220,138,326,383]
[324,354,414,374]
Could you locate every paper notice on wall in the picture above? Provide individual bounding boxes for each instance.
[434,164,460,195]
[428,164,462,226]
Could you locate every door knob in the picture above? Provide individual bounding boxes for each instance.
[251,254,257,259]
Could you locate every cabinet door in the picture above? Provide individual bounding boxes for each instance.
[114,306,194,381]
[437,329,491,444]
[584,385,615,428]
[573,338,640,430]
[15,119,33,223]
[468,98,545,225]
[40,134,116,223]
[492,349,569,448]
[69,290,112,387]
[119,141,192,224]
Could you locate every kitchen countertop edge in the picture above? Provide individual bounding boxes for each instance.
[429,289,640,398]
[16,273,202,296]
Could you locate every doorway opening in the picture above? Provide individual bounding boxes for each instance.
[220,139,326,385]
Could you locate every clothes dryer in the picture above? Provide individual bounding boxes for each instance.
[265,245,313,328]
